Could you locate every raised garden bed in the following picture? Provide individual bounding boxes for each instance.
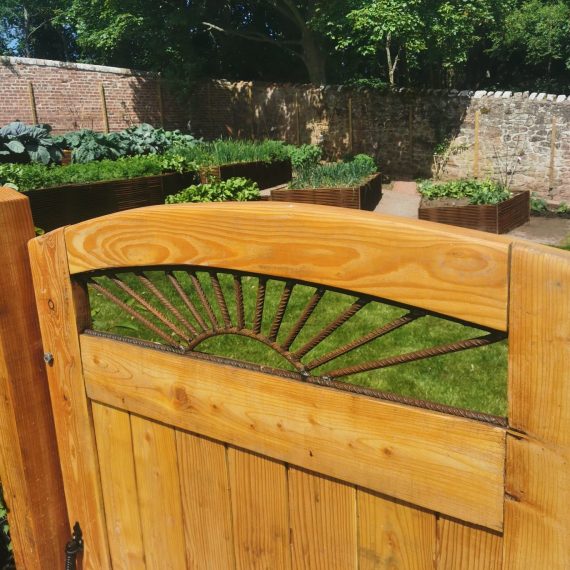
[200,159,292,189]
[418,190,530,234]
[270,173,382,211]
[24,171,197,231]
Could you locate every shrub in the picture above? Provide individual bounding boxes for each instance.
[287,144,322,171]
[0,122,62,165]
[418,179,511,205]
[165,177,260,203]
[529,193,548,214]
[55,129,121,163]
[289,155,377,189]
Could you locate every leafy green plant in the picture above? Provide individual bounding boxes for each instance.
[530,193,548,214]
[289,155,377,189]
[165,177,260,203]
[418,179,511,205]
[287,144,322,171]
[0,122,62,165]
[0,486,12,566]
[55,129,122,164]
[555,202,569,215]
[0,154,197,192]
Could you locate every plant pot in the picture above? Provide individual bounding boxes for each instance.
[418,190,530,234]
[199,159,292,189]
[270,173,382,211]
[61,150,72,166]
[24,171,198,232]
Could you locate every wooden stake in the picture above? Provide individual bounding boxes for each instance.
[408,106,414,161]
[348,97,354,154]
[100,83,110,133]
[295,91,301,146]
[249,83,255,140]
[474,110,481,179]
[0,187,68,569]
[28,82,38,124]
[157,80,164,128]
[549,117,557,190]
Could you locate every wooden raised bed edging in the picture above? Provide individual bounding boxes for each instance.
[269,173,382,211]
[24,171,197,232]
[418,190,530,234]
[200,159,292,189]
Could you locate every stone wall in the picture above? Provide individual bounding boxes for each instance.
[0,57,187,133]
[189,81,570,202]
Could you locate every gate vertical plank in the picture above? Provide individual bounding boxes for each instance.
[437,518,502,569]
[92,403,146,570]
[0,188,67,569]
[131,415,186,569]
[228,448,291,570]
[289,468,357,570]
[28,228,111,570]
[505,243,570,569]
[357,490,436,570]
[176,431,235,569]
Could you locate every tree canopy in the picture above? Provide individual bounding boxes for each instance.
[1,0,569,91]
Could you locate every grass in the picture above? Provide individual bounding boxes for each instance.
[289,156,377,189]
[88,270,507,417]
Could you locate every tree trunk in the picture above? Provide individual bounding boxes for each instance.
[301,28,327,84]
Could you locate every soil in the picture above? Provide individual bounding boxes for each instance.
[531,210,570,220]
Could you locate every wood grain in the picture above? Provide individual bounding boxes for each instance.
[92,403,145,570]
[357,490,436,570]
[28,229,111,570]
[130,415,186,569]
[288,468,357,570]
[82,334,506,530]
[176,431,235,569]
[0,188,67,570]
[504,243,570,569]
[227,448,290,570]
[437,517,502,569]
[64,202,511,330]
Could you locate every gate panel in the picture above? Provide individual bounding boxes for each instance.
[176,432,235,568]
[228,448,290,569]
[131,415,187,569]
[357,490,436,569]
[92,404,145,570]
[288,468,357,569]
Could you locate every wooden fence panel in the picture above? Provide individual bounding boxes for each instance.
[0,187,67,569]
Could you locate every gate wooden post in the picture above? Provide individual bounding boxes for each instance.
[0,187,68,568]
[504,242,570,568]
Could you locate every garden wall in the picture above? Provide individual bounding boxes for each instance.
[0,56,187,133]
[188,81,570,202]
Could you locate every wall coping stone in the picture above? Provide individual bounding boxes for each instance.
[0,56,156,77]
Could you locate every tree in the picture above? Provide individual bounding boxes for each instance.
[202,0,329,84]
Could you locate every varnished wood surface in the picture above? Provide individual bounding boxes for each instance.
[0,188,67,569]
[81,334,506,530]
[504,243,570,569]
[64,202,512,330]
[28,229,111,570]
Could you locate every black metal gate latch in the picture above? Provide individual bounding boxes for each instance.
[64,522,83,570]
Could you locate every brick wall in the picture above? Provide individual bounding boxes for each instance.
[189,81,570,202]
[0,57,187,133]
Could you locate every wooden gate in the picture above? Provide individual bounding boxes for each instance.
[28,202,569,569]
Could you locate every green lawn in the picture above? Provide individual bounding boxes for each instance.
[88,270,508,417]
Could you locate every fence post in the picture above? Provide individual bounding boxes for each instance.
[504,242,570,568]
[0,187,68,568]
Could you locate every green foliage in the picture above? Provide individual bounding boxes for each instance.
[175,139,290,167]
[287,144,322,171]
[530,193,549,213]
[289,155,377,190]
[556,202,570,215]
[0,485,12,559]
[54,129,121,163]
[165,177,260,204]
[0,154,195,191]
[55,124,200,164]
[0,122,62,165]
[418,179,511,205]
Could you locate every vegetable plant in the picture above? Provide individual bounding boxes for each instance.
[165,177,260,203]
[287,144,322,171]
[418,179,511,205]
[0,122,62,165]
